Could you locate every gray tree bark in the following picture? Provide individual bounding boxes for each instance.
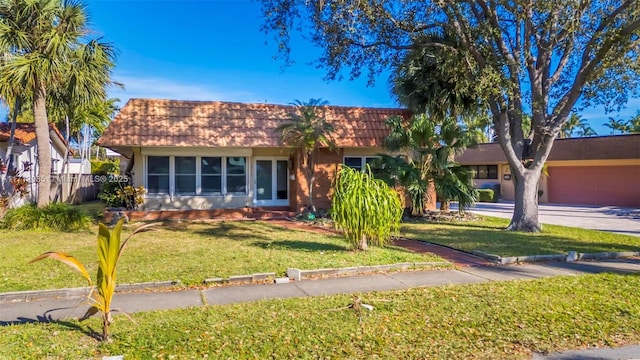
[34,84,52,208]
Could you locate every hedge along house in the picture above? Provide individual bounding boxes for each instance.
[97,98,433,219]
[456,134,640,207]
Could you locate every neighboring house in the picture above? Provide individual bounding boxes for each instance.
[0,122,68,203]
[97,98,436,216]
[66,158,91,175]
[456,134,640,207]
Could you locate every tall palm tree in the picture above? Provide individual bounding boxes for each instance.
[0,0,115,207]
[277,98,336,213]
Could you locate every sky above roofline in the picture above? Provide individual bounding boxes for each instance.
[1,0,637,136]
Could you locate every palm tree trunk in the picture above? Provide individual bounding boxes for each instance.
[34,84,52,208]
[307,150,316,213]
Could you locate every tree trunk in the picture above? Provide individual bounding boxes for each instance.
[34,85,52,208]
[358,234,368,251]
[440,199,450,211]
[507,169,542,232]
[307,150,316,213]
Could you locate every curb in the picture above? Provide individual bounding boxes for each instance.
[285,261,450,281]
[0,262,450,303]
[0,280,181,303]
[471,250,640,265]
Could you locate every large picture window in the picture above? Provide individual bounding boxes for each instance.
[147,156,170,194]
[146,155,247,195]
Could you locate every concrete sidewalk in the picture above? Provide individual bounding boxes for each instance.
[2,259,640,359]
[3,259,640,323]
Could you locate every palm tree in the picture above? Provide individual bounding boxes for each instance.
[277,98,336,213]
[604,117,629,135]
[561,114,597,138]
[0,0,115,207]
[380,114,478,215]
[628,115,640,134]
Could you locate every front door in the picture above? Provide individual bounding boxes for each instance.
[254,158,289,206]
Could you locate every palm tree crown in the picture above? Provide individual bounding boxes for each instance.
[0,0,115,207]
[277,98,336,212]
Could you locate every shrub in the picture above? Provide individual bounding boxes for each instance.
[1,203,92,231]
[91,160,119,175]
[98,182,145,210]
[477,189,496,202]
[331,165,403,250]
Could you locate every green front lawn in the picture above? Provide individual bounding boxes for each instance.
[1,221,442,292]
[2,273,640,359]
[401,216,640,257]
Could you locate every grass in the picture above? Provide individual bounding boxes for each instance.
[0,220,442,292]
[2,273,640,359]
[401,216,640,257]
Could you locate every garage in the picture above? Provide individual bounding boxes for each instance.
[547,165,640,207]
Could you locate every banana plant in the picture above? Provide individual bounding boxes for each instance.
[30,219,157,341]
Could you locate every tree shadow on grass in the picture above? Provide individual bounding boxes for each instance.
[250,239,350,252]
[0,310,102,341]
[401,226,640,257]
[187,221,276,242]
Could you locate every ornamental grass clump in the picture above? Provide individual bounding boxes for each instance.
[30,219,156,341]
[331,165,403,250]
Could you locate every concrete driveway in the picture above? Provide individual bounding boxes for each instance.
[462,202,640,237]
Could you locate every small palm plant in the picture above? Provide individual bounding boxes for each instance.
[30,219,156,341]
[277,98,336,214]
[331,165,403,251]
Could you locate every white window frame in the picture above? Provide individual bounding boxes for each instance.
[343,156,380,172]
[145,155,248,197]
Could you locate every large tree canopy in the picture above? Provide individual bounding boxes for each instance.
[261,0,640,231]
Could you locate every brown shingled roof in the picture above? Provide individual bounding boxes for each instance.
[0,122,67,146]
[97,99,410,148]
[456,134,640,164]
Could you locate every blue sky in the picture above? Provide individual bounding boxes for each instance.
[60,1,640,134]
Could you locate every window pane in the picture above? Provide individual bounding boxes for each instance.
[477,165,488,179]
[227,175,246,193]
[202,175,222,194]
[176,175,196,194]
[487,165,498,179]
[148,175,169,194]
[276,160,288,200]
[344,157,362,171]
[148,156,169,174]
[201,157,222,175]
[175,157,196,174]
[227,157,246,175]
[256,160,273,200]
[227,157,246,193]
[147,156,169,194]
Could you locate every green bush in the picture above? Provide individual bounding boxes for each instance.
[1,203,92,231]
[91,160,119,175]
[477,189,496,202]
[98,182,145,210]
